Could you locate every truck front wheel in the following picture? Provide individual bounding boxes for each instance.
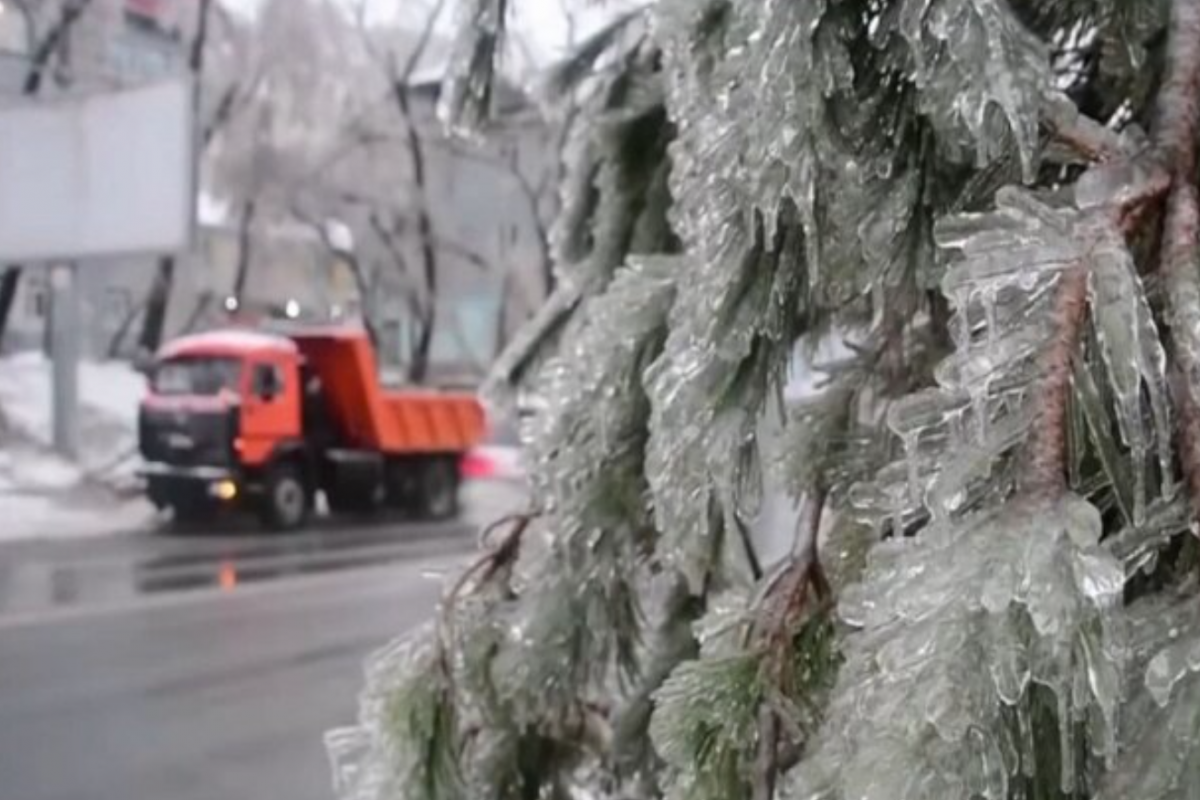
[260,465,310,531]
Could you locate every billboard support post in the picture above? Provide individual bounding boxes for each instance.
[50,262,80,458]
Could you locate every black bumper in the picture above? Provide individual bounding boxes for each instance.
[140,463,240,508]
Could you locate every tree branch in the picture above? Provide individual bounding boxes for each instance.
[291,206,381,345]
[23,0,93,96]
[202,83,240,150]
[189,0,214,73]
[435,238,492,272]
[430,137,556,291]
[1024,265,1090,495]
[1043,97,1127,163]
[368,211,426,326]
[400,0,448,81]
[1154,0,1200,520]
[386,61,440,382]
[749,490,828,800]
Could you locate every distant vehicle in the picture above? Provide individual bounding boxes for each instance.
[460,413,526,483]
[137,327,486,530]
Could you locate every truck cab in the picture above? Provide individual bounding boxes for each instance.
[138,327,485,530]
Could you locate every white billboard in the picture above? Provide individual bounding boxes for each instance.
[0,79,195,263]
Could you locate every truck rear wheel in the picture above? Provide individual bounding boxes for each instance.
[415,457,459,520]
[260,465,310,531]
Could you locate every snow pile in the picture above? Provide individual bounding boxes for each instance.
[0,352,154,540]
[0,491,153,542]
[0,351,145,486]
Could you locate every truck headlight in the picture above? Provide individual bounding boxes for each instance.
[211,480,238,501]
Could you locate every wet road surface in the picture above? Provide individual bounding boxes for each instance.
[0,517,474,617]
[0,483,521,800]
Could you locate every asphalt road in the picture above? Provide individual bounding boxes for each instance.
[0,497,515,800]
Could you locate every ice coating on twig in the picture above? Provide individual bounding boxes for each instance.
[786,497,1125,800]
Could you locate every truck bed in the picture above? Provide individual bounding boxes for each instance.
[290,329,485,455]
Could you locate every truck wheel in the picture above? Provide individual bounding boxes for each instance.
[260,465,310,531]
[416,457,459,520]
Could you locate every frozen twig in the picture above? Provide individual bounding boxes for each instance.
[1152,0,1200,173]
[1025,265,1090,495]
[750,492,828,800]
[432,510,536,692]
[1043,96,1126,164]
[1154,0,1200,521]
[1024,91,1176,496]
[446,511,536,606]
[752,706,781,800]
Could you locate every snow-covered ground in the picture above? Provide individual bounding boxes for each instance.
[0,352,154,541]
[0,351,145,477]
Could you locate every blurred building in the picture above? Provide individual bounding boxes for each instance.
[0,1,556,382]
[362,69,554,377]
[0,0,339,360]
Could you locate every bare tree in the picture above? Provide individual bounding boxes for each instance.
[94,0,263,357]
[131,0,214,358]
[290,205,381,345]
[376,0,449,382]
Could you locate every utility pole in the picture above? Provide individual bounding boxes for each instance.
[50,263,80,458]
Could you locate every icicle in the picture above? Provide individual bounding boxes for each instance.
[956,288,973,354]
[1018,701,1036,778]
[1132,444,1148,526]
[1058,688,1076,795]
[1145,637,1198,707]
[971,385,990,443]
[949,406,967,448]
[902,431,921,504]
[890,484,908,537]
[982,285,999,353]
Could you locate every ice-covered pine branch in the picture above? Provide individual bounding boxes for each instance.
[329,0,1200,799]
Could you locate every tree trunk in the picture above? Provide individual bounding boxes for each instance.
[408,213,438,383]
[411,309,435,383]
[390,82,439,384]
[0,266,22,352]
[232,200,257,303]
[107,301,144,359]
[494,270,514,359]
[132,0,215,353]
[138,255,175,354]
[181,292,214,334]
[343,256,380,348]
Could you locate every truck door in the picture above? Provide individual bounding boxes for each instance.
[240,359,302,466]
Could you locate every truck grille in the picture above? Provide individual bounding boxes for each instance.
[139,407,236,467]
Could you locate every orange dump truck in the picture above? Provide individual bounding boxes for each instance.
[137,326,486,529]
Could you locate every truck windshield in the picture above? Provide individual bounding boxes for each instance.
[153,358,242,397]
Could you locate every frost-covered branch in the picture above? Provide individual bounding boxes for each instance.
[1043,95,1128,164]
[331,1,1200,798]
[1154,0,1200,520]
[1025,265,1088,495]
